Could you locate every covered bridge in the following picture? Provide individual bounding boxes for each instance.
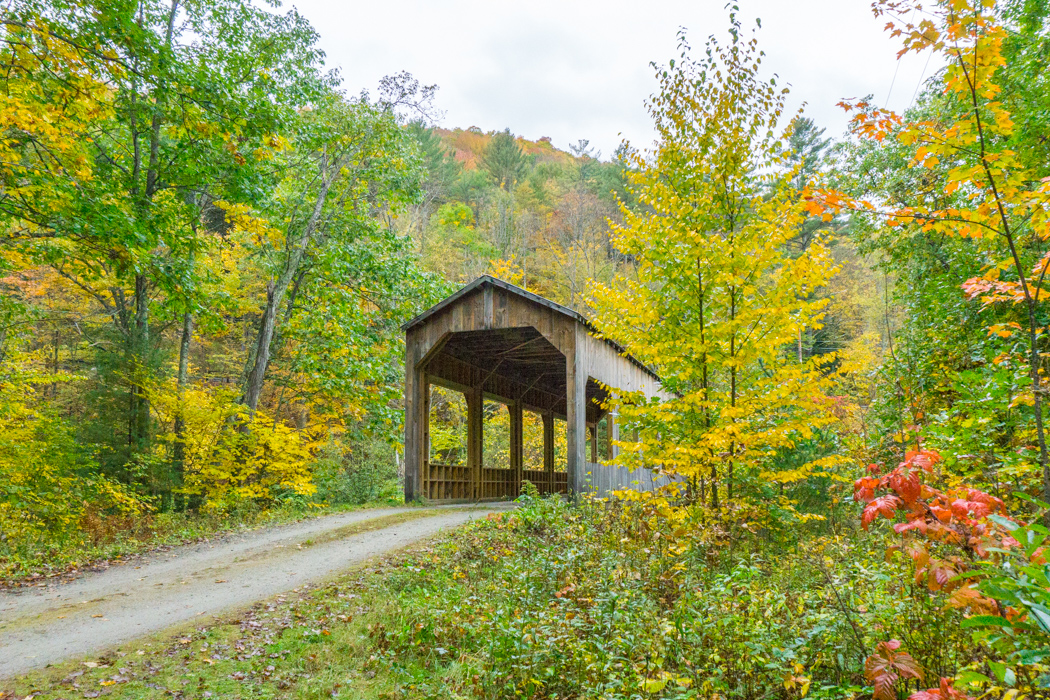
[403,275,671,503]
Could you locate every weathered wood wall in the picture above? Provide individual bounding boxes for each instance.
[404,278,670,503]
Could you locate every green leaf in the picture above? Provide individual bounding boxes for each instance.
[954,670,991,685]
[642,678,667,693]
[990,661,1014,686]
[1022,601,1050,634]
[990,514,1019,531]
[961,615,1013,629]
[1011,492,1050,511]
[1018,649,1050,665]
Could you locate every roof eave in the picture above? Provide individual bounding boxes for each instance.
[401,275,661,383]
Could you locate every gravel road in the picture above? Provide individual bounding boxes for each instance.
[0,504,508,679]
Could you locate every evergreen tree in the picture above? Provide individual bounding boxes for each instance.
[479,129,527,190]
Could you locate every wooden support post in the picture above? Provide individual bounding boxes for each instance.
[542,411,554,494]
[421,375,431,498]
[404,330,449,503]
[511,399,523,497]
[566,343,587,497]
[606,412,615,461]
[404,351,426,502]
[467,384,483,500]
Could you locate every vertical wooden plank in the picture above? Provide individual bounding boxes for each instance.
[543,411,554,494]
[566,325,587,497]
[483,284,493,329]
[606,412,615,461]
[422,374,431,499]
[496,288,509,328]
[403,330,420,502]
[511,399,523,497]
[467,383,483,501]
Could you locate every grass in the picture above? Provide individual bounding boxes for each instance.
[2,515,470,700]
[1,494,408,587]
[2,493,978,700]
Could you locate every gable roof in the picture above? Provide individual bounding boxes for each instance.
[402,275,661,382]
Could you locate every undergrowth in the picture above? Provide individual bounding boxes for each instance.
[4,491,984,700]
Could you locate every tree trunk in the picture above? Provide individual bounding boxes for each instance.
[956,42,1050,503]
[243,281,281,412]
[727,285,737,506]
[173,310,192,510]
[130,273,150,450]
[698,262,717,510]
[241,152,338,413]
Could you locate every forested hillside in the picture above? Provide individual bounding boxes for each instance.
[3,0,1050,698]
[399,126,631,308]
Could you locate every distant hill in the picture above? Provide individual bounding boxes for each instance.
[432,127,578,170]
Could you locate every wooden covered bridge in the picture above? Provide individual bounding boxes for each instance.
[403,275,671,503]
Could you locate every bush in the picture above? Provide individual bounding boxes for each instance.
[0,357,147,578]
[149,380,316,511]
[312,437,401,506]
[352,494,974,699]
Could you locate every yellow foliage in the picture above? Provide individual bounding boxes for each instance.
[0,20,113,221]
[0,351,146,550]
[148,378,315,510]
[591,24,842,507]
[487,257,526,287]
[214,200,285,248]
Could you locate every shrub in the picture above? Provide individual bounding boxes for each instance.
[0,355,147,577]
[312,437,401,506]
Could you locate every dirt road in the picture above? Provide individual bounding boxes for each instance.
[0,504,506,679]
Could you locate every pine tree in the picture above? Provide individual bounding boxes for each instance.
[479,129,527,190]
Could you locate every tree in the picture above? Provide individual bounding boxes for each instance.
[998,0,1050,177]
[784,117,835,251]
[0,0,326,472]
[405,121,461,253]
[238,94,426,416]
[479,128,527,190]
[590,14,840,510]
[817,0,1050,502]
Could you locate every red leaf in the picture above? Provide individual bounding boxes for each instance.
[951,493,998,520]
[965,488,1003,515]
[865,640,924,700]
[909,678,974,700]
[889,467,922,504]
[863,495,903,530]
[950,499,972,520]
[894,520,927,534]
[906,543,929,569]
[927,561,956,592]
[946,586,998,615]
[854,476,880,502]
[903,449,941,473]
[920,484,941,499]
[929,504,952,523]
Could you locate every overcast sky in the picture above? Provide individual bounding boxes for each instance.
[285,0,940,158]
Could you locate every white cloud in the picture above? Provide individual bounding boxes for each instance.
[286,0,943,156]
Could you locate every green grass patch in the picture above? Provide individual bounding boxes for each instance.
[4,495,974,700]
